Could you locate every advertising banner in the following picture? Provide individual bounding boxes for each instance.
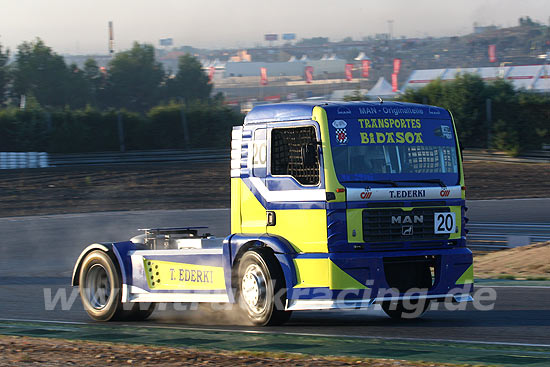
[305,66,314,83]
[488,44,496,63]
[345,63,354,81]
[361,60,370,78]
[260,67,268,85]
[393,58,401,74]
[392,73,398,92]
[208,67,215,83]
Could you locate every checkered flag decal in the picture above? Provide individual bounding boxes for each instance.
[336,128,348,144]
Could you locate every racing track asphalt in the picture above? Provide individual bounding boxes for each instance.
[0,198,549,346]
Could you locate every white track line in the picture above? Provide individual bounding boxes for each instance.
[1,317,549,348]
[481,285,550,289]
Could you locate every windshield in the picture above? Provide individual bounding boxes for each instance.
[329,117,459,187]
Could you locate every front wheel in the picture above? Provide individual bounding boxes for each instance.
[381,299,430,319]
[237,249,291,326]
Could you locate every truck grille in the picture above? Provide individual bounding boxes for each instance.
[362,207,450,243]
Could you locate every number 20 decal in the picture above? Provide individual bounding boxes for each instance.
[434,212,456,234]
[252,141,267,167]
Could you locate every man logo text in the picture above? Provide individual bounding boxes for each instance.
[391,215,424,224]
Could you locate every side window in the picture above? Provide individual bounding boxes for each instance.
[271,126,319,185]
[252,128,267,177]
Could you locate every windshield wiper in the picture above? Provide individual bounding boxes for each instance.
[340,180,399,187]
[394,179,446,188]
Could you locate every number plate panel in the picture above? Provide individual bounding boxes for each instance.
[434,212,456,234]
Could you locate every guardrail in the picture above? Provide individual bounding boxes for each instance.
[0,152,49,169]
[463,149,550,163]
[48,149,229,166]
[1,148,547,169]
[467,222,550,251]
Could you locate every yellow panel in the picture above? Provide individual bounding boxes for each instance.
[231,178,242,234]
[240,182,266,234]
[346,209,363,243]
[329,261,369,290]
[293,258,329,288]
[268,209,328,253]
[456,264,474,285]
[143,259,226,291]
[293,258,369,290]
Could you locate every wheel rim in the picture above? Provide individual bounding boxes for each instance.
[241,264,267,314]
[85,264,111,309]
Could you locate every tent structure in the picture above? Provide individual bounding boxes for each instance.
[366,77,397,98]
[402,65,550,92]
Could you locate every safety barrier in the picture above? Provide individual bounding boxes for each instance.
[1,148,546,169]
[48,149,229,166]
[0,152,49,169]
[467,222,550,251]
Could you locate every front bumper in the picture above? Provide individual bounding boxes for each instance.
[286,247,474,310]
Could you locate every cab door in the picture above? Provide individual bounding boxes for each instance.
[264,122,328,253]
[240,126,267,234]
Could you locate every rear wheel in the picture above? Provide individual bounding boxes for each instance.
[122,303,156,321]
[79,250,155,321]
[79,250,124,321]
[237,249,291,326]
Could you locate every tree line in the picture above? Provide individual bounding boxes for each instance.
[0,39,243,153]
[0,38,214,111]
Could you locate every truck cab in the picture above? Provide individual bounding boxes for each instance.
[73,101,473,325]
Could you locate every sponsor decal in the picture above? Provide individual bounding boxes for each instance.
[360,188,372,199]
[435,125,453,140]
[359,107,377,114]
[171,268,213,283]
[347,186,460,201]
[389,189,426,199]
[337,106,352,114]
[332,120,347,128]
[357,118,424,145]
[333,120,348,144]
[143,259,225,290]
[428,107,441,115]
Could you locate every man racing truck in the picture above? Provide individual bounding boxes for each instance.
[72,101,473,325]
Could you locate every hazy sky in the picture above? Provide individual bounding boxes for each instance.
[0,0,548,54]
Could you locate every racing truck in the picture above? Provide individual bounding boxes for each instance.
[72,101,474,325]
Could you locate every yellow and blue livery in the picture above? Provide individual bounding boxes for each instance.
[72,101,474,325]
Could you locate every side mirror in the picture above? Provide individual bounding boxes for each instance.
[301,143,317,167]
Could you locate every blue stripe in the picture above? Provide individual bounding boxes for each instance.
[139,289,227,294]
[142,255,223,267]
[294,253,330,259]
[326,202,346,210]
[346,198,464,209]
[241,177,326,210]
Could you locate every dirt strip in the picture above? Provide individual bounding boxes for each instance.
[0,335,463,367]
[474,242,550,280]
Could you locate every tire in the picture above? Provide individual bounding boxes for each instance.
[236,248,292,326]
[381,299,430,320]
[121,303,156,321]
[381,262,432,320]
[79,250,125,321]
